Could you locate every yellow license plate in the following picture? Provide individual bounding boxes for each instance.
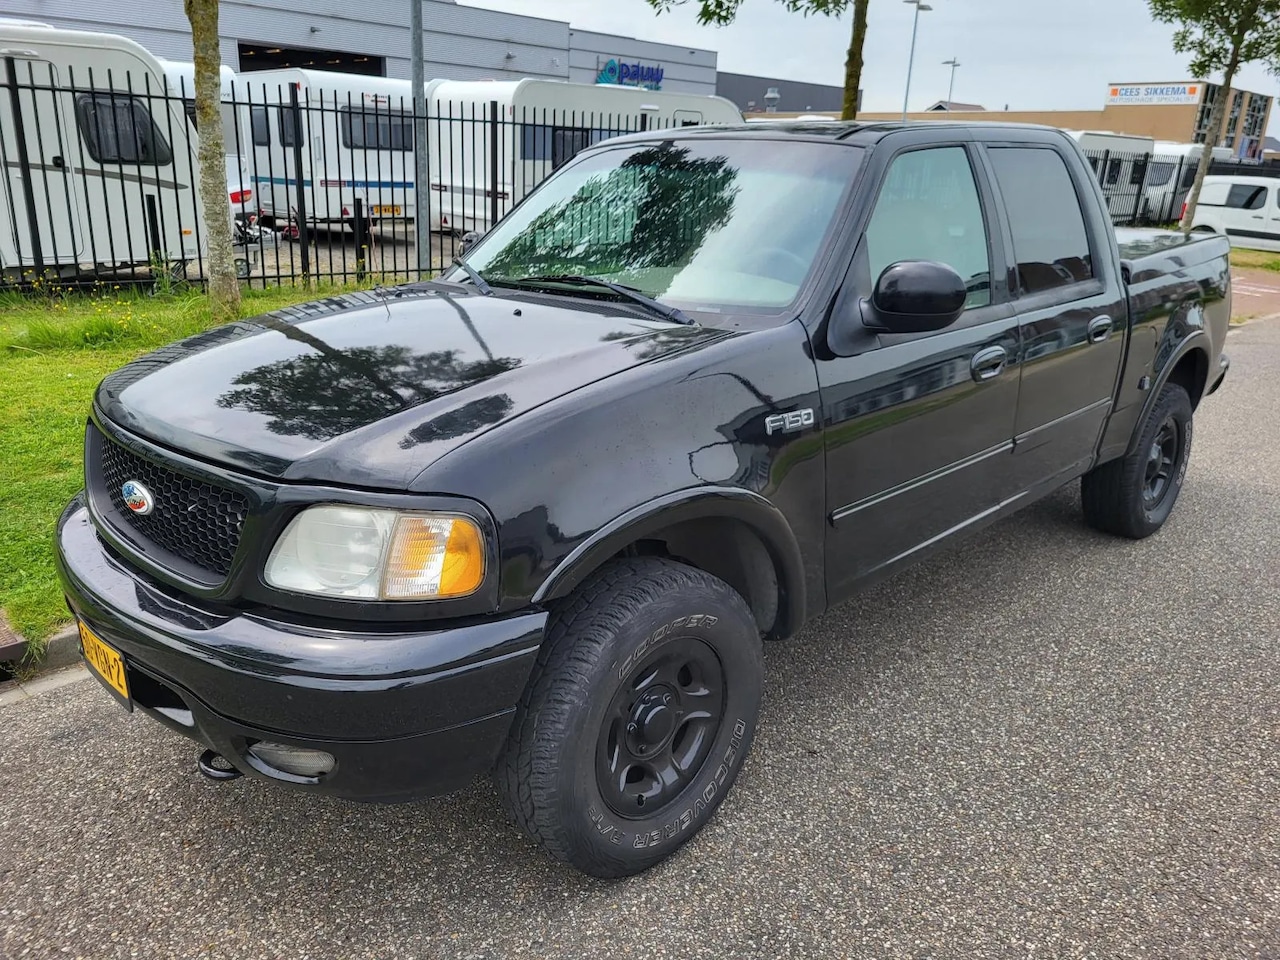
[372,205,401,216]
[79,621,130,704]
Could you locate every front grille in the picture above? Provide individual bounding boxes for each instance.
[96,429,249,578]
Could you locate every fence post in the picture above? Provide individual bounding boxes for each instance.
[4,57,44,276]
[1132,153,1151,225]
[289,82,310,279]
[488,100,500,230]
[1168,157,1186,222]
[354,198,367,283]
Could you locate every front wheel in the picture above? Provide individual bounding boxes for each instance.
[496,557,762,878]
[1082,382,1193,538]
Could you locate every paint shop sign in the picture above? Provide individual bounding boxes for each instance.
[1107,83,1201,106]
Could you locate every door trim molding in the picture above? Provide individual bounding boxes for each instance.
[830,439,1013,524]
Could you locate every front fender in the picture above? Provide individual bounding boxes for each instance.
[532,486,807,639]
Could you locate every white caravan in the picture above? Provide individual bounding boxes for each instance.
[1141,141,1233,222]
[423,79,745,234]
[0,20,203,280]
[233,69,418,230]
[1064,130,1155,221]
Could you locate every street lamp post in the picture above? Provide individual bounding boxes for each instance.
[901,0,933,122]
[942,57,961,108]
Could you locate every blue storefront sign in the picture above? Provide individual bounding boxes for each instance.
[596,58,664,91]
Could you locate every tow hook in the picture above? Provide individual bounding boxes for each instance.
[197,749,243,782]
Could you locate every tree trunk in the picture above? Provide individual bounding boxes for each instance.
[1180,44,1242,234]
[184,0,241,320]
[841,0,869,120]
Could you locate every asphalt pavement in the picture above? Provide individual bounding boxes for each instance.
[2,320,1278,960]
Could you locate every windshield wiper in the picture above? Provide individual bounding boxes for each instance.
[508,274,694,325]
[450,258,492,296]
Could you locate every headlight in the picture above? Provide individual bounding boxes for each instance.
[264,505,486,600]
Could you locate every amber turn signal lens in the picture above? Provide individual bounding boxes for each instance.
[382,515,485,600]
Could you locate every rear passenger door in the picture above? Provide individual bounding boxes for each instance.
[981,143,1127,491]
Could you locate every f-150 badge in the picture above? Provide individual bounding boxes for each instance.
[764,408,816,436]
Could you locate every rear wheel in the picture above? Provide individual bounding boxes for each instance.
[495,557,762,878]
[1082,382,1193,538]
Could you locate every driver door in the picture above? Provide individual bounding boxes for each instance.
[818,143,1021,601]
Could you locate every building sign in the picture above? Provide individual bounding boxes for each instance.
[1107,83,1201,106]
[597,58,664,91]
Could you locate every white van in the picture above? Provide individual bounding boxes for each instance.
[1189,174,1280,250]
[233,69,418,230]
[423,78,745,234]
[0,20,204,280]
[1064,130,1155,221]
[1141,141,1233,222]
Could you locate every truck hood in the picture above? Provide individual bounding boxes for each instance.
[96,286,725,489]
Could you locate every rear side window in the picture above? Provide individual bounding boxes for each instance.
[74,94,173,165]
[1226,184,1266,209]
[250,106,270,147]
[988,147,1093,297]
[1104,157,1123,186]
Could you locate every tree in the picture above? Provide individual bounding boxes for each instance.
[643,0,867,120]
[1149,0,1280,232]
[184,0,241,319]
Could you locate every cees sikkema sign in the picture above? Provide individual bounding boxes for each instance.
[597,58,664,90]
[1107,83,1201,106]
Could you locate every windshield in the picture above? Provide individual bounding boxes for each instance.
[455,139,863,312]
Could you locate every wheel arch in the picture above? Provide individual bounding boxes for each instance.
[532,487,806,642]
[1126,332,1210,456]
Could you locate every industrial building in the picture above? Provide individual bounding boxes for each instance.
[857,81,1274,158]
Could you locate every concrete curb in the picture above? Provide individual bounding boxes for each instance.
[1,624,79,679]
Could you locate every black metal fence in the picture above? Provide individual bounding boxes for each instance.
[0,58,1269,294]
[0,62,693,291]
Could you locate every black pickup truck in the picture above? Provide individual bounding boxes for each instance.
[57,121,1230,878]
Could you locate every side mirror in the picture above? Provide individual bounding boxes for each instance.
[459,231,482,255]
[862,260,967,334]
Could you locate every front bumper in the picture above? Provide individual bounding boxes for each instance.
[55,497,546,802]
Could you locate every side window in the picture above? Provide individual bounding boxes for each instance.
[987,147,1093,297]
[250,106,270,147]
[1129,157,1149,186]
[1225,184,1266,209]
[1104,157,1123,186]
[864,146,991,309]
[74,94,173,165]
[277,106,302,147]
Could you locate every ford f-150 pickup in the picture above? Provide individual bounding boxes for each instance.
[56,121,1231,878]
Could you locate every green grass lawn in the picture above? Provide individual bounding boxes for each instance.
[0,284,354,656]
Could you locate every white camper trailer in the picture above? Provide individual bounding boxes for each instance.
[234,69,418,230]
[1141,141,1233,221]
[0,20,203,280]
[1064,130,1156,221]
[423,78,745,234]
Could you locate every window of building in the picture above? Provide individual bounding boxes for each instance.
[74,94,173,165]
[1225,184,1266,209]
[864,146,991,308]
[250,105,270,146]
[238,42,384,77]
[340,107,413,151]
[987,147,1093,297]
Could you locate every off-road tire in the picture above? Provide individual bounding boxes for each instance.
[495,557,762,878]
[1082,382,1193,539]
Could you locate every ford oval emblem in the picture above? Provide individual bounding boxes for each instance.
[121,480,155,516]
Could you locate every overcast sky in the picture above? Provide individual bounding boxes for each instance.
[465,0,1280,129]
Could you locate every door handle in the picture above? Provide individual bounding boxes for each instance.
[970,345,1007,382]
[51,155,64,169]
[1087,316,1113,343]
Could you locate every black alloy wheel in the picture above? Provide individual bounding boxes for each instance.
[597,638,724,818]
